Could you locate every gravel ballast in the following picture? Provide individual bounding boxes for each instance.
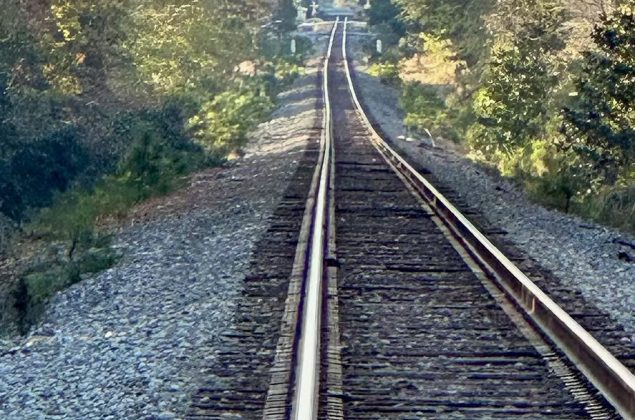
[348,35,635,345]
[0,53,323,418]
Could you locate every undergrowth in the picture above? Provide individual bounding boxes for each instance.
[14,239,119,334]
[7,40,310,335]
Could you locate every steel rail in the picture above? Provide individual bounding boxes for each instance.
[291,18,338,420]
[342,17,635,419]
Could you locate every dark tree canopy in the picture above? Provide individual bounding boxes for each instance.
[562,5,635,183]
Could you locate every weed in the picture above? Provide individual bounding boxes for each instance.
[14,243,120,334]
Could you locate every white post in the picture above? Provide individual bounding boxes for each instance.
[376,39,382,54]
[291,38,297,54]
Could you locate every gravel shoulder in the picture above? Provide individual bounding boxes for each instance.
[0,49,324,418]
[348,35,635,345]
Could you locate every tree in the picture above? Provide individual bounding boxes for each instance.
[275,0,298,32]
[561,3,635,185]
[368,0,407,39]
[0,0,277,223]
[467,0,567,158]
[395,0,495,65]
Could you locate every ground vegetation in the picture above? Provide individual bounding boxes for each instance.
[366,0,634,231]
[0,0,308,334]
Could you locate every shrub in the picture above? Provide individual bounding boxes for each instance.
[527,164,588,213]
[32,102,208,258]
[2,128,89,221]
[187,84,274,155]
[261,34,313,62]
[34,190,97,259]
[578,185,635,232]
[368,61,401,85]
[401,82,461,141]
[0,164,23,221]
[14,245,119,334]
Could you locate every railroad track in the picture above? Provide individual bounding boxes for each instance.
[265,18,635,419]
[188,18,635,419]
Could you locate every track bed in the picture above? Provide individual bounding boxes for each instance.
[328,29,600,418]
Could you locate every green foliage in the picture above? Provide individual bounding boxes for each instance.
[0,129,89,221]
[35,102,209,237]
[128,1,262,96]
[523,147,591,212]
[529,166,635,231]
[291,36,314,61]
[187,82,274,156]
[261,34,314,64]
[35,191,97,257]
[382,0,493,145]
[367,0,407,40]
[467,0,566,158]
[0,0,283,225]
[394,33,466,141]
[401,82,460,141]
[271,59,306,87]
[14,245,119,334]
[382,0,634,231]
[275,0,299,32]
[395,0,494,66]
[42,0,133,94]
[0,0,306,334]
[361,0,407,67]
[15,100,212,332]
[368,62,401,84]
[467,44,560,156]
[561,4,635,185]
[580,185,635,231]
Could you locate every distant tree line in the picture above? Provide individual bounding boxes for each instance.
[367,0,634,229]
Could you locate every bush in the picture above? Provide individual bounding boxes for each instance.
[187,83,274,156]
[34,190,98,258]
[0,164,23,221]
[261,34,314,62]
[1,128,89,221]
[14,245,119,334]
[368,61,401,85]
[272,60,305,87]
[31,102,209,259]
[578,185,635,232]
[14,102,209,333]
[560,5,635,185]
[527,167,584,214]
[0,214,15,255]
[401,82,460,141]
